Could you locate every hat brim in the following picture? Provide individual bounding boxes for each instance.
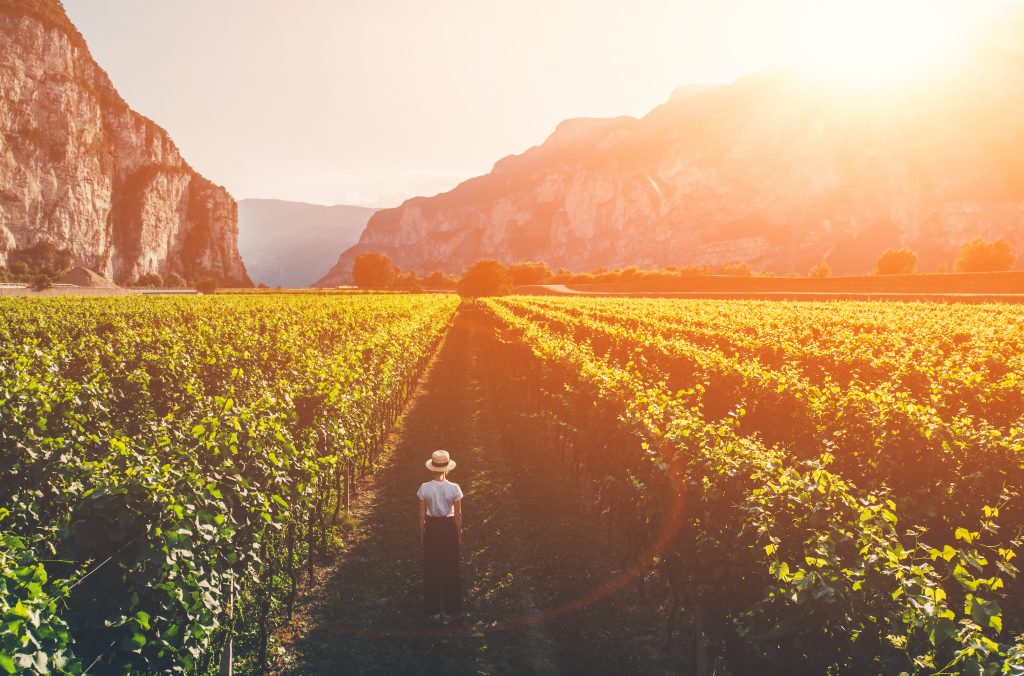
[426,459,455,472]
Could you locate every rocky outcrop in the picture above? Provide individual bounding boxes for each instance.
[0,0,250,286]
[317,12,1024,284]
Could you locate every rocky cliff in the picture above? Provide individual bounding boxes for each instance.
[0,0,250,286]
[316,12,1024,285]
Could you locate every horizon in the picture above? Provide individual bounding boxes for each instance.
[62,0,1017,209]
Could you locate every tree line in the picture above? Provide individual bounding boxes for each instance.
[350,236,1018,297]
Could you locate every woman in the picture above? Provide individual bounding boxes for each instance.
[417,449,464,622]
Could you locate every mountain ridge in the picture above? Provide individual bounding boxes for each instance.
[316,17,1024,286]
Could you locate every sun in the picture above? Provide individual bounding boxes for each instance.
[793,0,961,88]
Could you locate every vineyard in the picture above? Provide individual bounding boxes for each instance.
[481,297,1024,674]
[0,294,458,673]
[2,293,1023,674]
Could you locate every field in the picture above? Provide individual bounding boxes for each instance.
[481,297,1024,673]
[2,293,1023,674]
[0,294,458,673]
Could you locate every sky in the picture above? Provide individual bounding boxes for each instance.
[63,0,1016,208]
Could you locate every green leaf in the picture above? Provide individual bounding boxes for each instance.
[131,632,146,648]
[135,611,150,630]
[0,653,16,675]
[929,617,956,647]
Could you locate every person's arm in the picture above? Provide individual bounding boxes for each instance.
[453,500,463,545]
[419,499,426,544]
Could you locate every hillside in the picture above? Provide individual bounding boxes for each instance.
[316,10,1024,286]
[238,199,375,287]
[0,0,250,286]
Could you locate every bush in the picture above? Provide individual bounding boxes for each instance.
[30,274,53,291]
[423,271,457,290]
[166,272,187,289]
[954,238,1016,273]
[394,271,424,292]
[876,248,917,275]
[718,262,753,276]
[809,261,831,278]
[194,276,219,294]
[457,259,512,298]
[352,253,396,289]
[508,261,552,286]
[136,273,163,288]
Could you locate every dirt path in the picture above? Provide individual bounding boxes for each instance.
[274,306,683,675]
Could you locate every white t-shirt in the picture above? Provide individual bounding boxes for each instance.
[417,479,463,517]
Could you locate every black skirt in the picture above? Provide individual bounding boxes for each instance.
[423,516,462,614]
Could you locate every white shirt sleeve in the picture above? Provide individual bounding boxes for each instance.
[416,483,425,500]
[454,483,464,502]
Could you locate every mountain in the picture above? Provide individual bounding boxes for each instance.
[316,12,1024,285]
[0,0,250,286]
[237,199,376,287]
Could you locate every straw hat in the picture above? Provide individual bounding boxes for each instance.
[426,449,456,473]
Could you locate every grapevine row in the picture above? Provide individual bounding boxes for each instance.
[0,294,458,673]
[481,296,1023,674]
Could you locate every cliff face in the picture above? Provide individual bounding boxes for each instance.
[0,0,250,285]
[317,15,1024,285]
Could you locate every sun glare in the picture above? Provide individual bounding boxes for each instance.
[794,0,962,88]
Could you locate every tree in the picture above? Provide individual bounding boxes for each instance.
[718,262,753,276]
[166,272,187,289]
[195,276,219,293]
[30,274,53,291]
[423,271,456,290]
[351,253,396,289]
[954,238,1016,273]
[876,248,917,275]
[456,259,512,298]
[809,261,831,278]
[394,270,424,292]
[507,261,552,286]
[136,273,163,288]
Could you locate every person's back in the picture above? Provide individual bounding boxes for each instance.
[417,478,463,517]
[417,450,463,622]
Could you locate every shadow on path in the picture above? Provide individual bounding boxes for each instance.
[276,307,683,675]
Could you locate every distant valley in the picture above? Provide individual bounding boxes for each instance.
[238,199,376,287]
